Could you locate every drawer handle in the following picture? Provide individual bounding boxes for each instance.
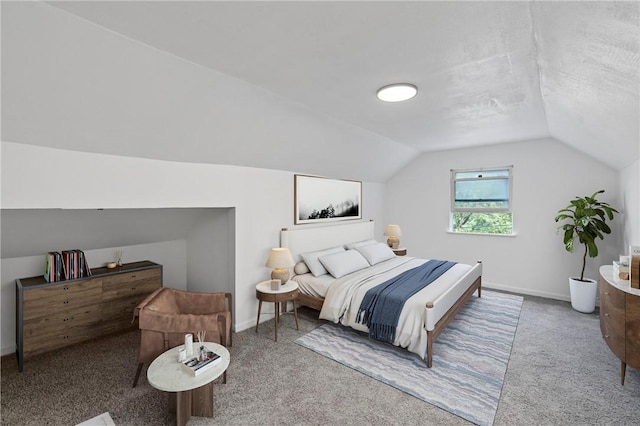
[131,275,136,278]
[605,313,610,317]
[63,301,69,304]
[63,286,69,290]
[131,287,136,290]
[604,334,610,338]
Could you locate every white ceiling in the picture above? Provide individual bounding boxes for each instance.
[3,1,639,181]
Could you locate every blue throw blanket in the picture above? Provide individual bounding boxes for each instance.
[356,259,457,344]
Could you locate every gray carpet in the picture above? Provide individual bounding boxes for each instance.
[295,291,523,425]
[2,293,639,425]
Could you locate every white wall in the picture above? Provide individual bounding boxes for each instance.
[186,208,235,294]
[1,142,386,355]
[385,138,621,301]
[620,159,640,250]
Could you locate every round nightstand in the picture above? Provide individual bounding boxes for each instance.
[392,247,407,256]
[255,280,299,342]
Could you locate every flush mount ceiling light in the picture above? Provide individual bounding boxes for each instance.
[376,83,418,102]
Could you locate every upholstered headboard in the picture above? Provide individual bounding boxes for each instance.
[280,221,375,262]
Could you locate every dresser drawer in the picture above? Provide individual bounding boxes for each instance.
[600,280,625,310]
[101,295,147,334]
[102,268,161,301]
[23,304,101,337]
[23,322,99,357]
[600,280,627,361]
[601,316,626,360]
[626,293,640,369]
[23,279,102,321]
[103,293,151,317]
[600,301,625,334]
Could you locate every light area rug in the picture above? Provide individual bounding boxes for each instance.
[295,290,523,426]
[75,412,116,426]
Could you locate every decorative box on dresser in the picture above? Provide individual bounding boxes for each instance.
[15,260,162,371]
[599,265,640,385]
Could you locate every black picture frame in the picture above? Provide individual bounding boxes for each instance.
[294,174,362,225]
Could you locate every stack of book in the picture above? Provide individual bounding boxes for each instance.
[44,250,92,282]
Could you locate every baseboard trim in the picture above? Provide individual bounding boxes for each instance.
[2,344,17,357]
[235,313,277,333]
[482,282,570,302]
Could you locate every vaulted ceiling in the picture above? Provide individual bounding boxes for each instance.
[2,1,639,182]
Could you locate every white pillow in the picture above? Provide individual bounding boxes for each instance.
[318,250,370,279]
[301,246,345,277]
[294,261,310,275]
[344,239,378,250]
[356,242,396,266]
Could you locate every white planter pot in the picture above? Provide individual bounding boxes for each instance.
[569,277,598,313]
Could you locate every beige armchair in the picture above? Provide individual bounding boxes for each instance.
[132,287,232,387]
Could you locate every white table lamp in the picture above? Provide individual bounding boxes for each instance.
[384,224,403,248]
[265,247,295,284]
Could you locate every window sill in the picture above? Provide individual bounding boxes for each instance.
[446,231,517,237]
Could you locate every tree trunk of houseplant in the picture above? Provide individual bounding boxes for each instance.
[568,277,598,313]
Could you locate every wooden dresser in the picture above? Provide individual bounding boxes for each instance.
[15,260,162,371]
[599,265,640,385]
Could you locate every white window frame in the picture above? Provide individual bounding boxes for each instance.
[450,166,514,234]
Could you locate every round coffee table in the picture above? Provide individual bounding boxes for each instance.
[147,342,230,426]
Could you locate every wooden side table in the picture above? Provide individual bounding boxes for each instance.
[393,247,407,256]
[255,280,299,342]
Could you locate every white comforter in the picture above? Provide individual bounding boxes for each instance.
[319,256,472,358]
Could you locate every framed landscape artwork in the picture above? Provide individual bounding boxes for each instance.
[295,174,362,225]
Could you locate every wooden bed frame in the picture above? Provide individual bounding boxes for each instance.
[281,220,482,368]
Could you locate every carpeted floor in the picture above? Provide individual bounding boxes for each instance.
[1,292,640,425]
[295,291,523,425]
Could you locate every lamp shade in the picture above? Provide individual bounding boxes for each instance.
[265,248,295,268]
[384,224,403,249]
[384,224,403,237]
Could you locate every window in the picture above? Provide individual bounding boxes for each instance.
[450,166,513,235]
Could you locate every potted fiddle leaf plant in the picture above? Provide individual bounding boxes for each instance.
[555,190,618,313]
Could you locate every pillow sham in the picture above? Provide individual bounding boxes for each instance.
[318,250,370,279]
[344,239,378,250]
[301,246,345,277]
[356,242,396,266]
[294,261,310,275]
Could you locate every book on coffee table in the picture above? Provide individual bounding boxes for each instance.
[181,349,221,376]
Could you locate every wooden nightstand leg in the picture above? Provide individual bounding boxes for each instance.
[621,360,627,385]
[274,301,280,342]
[255,300,263,332]
[293,300,299,330]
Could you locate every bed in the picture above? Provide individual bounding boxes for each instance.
[281,221,482,367]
